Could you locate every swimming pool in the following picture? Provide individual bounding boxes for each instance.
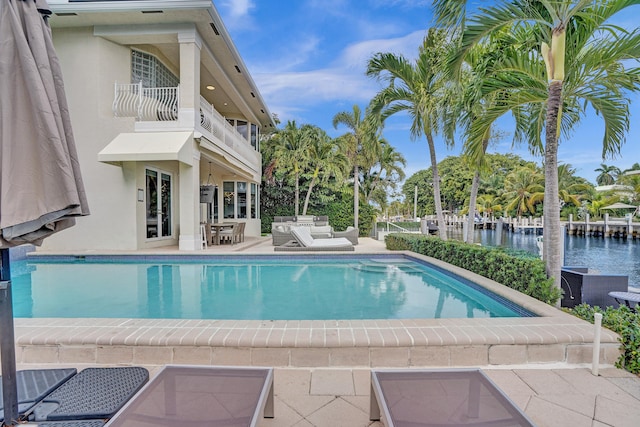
[10,255,533,320]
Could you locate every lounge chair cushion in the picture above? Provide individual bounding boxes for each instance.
[290,227,352,248]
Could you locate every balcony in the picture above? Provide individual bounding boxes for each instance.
[112,83,258,166]
[113,82,179,121]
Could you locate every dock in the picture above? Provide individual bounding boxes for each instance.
[432,213,640,240]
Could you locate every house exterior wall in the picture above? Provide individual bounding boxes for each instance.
[41,2,273,251]
[41,27,148,250]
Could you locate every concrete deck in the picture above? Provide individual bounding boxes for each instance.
[14,236,640,425]
[14,363,640,426]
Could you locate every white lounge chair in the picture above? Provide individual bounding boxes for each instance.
[274,226,354,251]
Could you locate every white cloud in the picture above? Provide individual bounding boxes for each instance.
[255,68,377,106]
[220,0,255,18]
[251,29,434,127]
[338,29,427,70]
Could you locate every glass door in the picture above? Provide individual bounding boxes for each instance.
[146,168,172,238]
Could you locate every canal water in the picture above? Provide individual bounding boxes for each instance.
[448,229,640,287]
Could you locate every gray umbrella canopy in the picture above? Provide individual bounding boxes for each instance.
[0,1,89,425]
[0,0,89,248]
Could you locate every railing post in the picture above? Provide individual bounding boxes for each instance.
[136,81,143,120]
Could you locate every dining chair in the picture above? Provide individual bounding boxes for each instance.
[235,222,245,243]
[218,223,236,245]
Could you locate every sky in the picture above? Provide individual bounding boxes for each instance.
[216,0,640,187]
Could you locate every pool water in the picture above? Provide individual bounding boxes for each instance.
[10,255,532,320]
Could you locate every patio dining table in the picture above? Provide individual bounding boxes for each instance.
[210,222,236,245]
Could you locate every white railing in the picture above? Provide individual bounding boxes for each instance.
[113,82,179,121]
[382,222,412,233]
[198,95,258,163]
[112,83,259,166]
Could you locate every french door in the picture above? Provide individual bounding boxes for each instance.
[146,168,172,238]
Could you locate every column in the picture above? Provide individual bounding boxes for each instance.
[179,150,201,250]
[178,30,202,128]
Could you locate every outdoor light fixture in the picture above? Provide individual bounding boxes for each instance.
[206,85,215,90]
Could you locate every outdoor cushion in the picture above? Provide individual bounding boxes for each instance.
[290,226,352,248]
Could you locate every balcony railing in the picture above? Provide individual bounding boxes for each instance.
[113,82,179,121]
[198,95,258,162]
[112,83,259,166]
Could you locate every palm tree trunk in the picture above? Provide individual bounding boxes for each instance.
[544,80,563,303]
[353,165,359,229]
[302,172,318,215]
[466,171,481,243]
[294,171,300,217]
[427,134,447,240]
[466,136,489,244]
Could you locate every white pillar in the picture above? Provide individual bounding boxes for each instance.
[177,30,202,128]
[179,150,201,250]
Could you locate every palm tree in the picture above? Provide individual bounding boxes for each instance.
[453,33,516,243]
[361,139,406,205]
[558,163,591,208]
[333,105,380,228]
[367,29,456,240]
[300,126,348,215]
[265,120,309,216]
[434,0,640,296]
[476,194,501,218]
[502,166,545,216]
[594,163,621,186]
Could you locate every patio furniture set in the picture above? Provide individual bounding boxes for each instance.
[271,215,359,250]
[201,222,245,247]
[1,365,534,426]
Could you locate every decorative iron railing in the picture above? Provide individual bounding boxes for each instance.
[113,82,179,121]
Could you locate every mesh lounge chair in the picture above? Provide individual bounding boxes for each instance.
[275,226,354,251]
[370,369,535,426]
[0,368,77,423]
[30,367,149,422]
[104,365,274,427]
[34,421,106,426]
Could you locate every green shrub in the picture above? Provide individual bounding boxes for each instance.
[385,233,560,305]
[569,304,640,374]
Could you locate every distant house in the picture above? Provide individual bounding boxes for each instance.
[594,184,634,200]
[45,0,275,251]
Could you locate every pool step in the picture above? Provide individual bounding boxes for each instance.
[351,260,423,274]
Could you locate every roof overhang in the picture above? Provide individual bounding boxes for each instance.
[98,132,194,166]
[197,136,258,180]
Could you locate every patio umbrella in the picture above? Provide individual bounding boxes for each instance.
[0,0,89,425]
[600,202,637,210]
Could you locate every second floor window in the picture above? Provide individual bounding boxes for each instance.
[132,50,179,88]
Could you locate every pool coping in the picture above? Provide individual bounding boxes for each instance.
[13,250,621,368]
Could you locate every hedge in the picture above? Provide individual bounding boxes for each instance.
[569,304,640,374]
[385,233,561,305]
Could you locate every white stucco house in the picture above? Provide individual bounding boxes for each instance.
[44,0,275,251]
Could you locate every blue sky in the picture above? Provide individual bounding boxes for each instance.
[217,0,640,186]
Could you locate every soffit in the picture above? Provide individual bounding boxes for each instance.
[49,2,275,130]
